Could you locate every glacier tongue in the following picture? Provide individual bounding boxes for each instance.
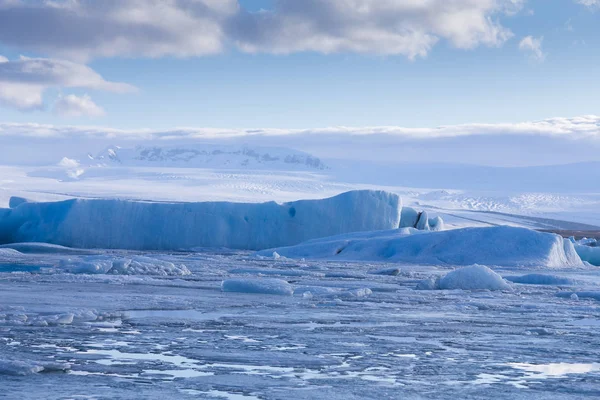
[0,190,402,251]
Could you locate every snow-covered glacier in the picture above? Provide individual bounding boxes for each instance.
[0,190,402,250]
[88,144,328,170]
[258,226,583,268]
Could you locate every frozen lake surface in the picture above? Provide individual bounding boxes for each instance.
[1,249,600,399]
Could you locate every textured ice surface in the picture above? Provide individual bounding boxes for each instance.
[260,226,583,268]
[0,190,401,250]
[1,249,600,399]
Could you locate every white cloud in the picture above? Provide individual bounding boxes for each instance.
[0,0,521,61]
[565,18,574,32]
[53,94,105,117]
[0,56,135,111]
[230,0,518,59]
[519,35,545,61]
[0,115,598,141]
[575,0,600,8]
[1,116,599,167]
[0,0,238,62]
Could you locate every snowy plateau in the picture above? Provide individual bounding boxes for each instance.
[1,143,600,400]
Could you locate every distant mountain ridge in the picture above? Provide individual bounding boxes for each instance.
[86,144,328,170]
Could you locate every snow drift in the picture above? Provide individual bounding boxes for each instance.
[0,190,402,251]
[258,226,583,268]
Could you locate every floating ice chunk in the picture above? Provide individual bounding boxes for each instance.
[400,207,444,231]
[294,286,341,297]
[557,291,600,301]
[415,277,440,291]
[415,211,429,231]
[0,248,22,257]
[575,244,600,266]
[60,256,128,274]
[0,242,95,255]
[400,207,420,228]
[221,279,294,296]
[293,286,372,299]
[261,226,583,268]
[43,313,75,325]
[369,267,401,276]
[229,268,311,277]
[0,361,44,376]
[340,288,372,298]
[576,237,598,246]
[505,274,575,286]
[435,265,512,291]
[59,255,190,276]
[113,257,191,276]
[0,360,70,376]
[428,216,444,232]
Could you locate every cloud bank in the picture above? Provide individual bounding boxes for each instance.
[0,116,598,167]
[575,0,600,8]
[0,55,136,111]
[0,115,598,140]
[0,0,523,61]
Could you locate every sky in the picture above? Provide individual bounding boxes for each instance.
[0,0,599,130]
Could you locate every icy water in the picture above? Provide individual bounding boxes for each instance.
[1,251,600,399]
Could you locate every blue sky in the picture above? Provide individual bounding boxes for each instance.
[0,0,598,129]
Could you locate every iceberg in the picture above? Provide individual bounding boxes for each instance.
[574,244,600,266]
[0,190,401,251]
[399,207,444,231]
[258,226,583,268]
